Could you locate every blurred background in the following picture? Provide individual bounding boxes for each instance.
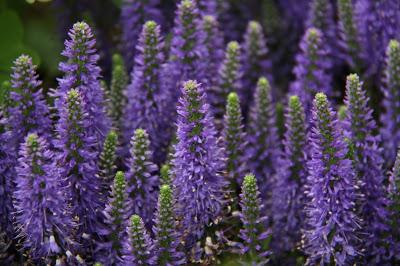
[0,0,123,88]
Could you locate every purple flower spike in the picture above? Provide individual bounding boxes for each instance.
[388,150,400,261]
[304,93,359,266]
[1,55,51,236]
[54,89,105,256]
[15,133,74,263]
[272,95,308,253]
[355,0,400,77]
[123,215,156,266]
[201,15,224,90]
[123,21,169,164]
[172,80,226,243]
[239,173,271,264]
[245,77,279,204]
[240,21,270,115]
[343,74,390,264]
[97,171,129,265]
[120,0,162,72]
[126,128,159,227]
[290,27,332,114]
[153,184,186,265]
[164,0,206,101]
[381,40,400,165]
[56,22,110,145]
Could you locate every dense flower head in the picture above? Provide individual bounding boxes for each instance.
[57,21,110,144]
[388,149,400,260]
[121,0,162,72]
[343,74,389,263]
[223,92,247,192]
[54,89,105,255]
[107,53,128,132]
[240,21,270,114]
[337,0,362,70]
[98,130,118,197]
[172,80,226,242]
[304,93,359,265]
[239,173,271,264]
[125,128,159,227]
[153,184,186,265]
[355,0,400,77]
[381,39,400,164]
[211,41,242,122]
[8,55,51,143]
[246,77,279,202]
[306,0,339,65]
[201,15,224,89]
[165,0,207,100]
[272,95,308,253]
[97,171,129,265]
[290,27,332,114]
[123,20,169,164]
[123,215,156,266]
[14,133,74,261]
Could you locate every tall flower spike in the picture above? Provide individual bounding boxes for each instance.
[245,77,279,203]
[388,150,400,261]
[160,164,172,186]
[108,54,128,132]
[201,15,224,89]
[164,0,206,100]
[337,0,362,71]
[343,74,389,263]
[306,0,339,66]
[123,20,169,164]
[290,27,332,114]
[240,21,270,115]
[8,55,51,143]
[98,130,118,197]
[381,40,400,164]
[97,171,129,265]
[121,0,162,72]
[355,0,400,77]
[305,93,359,265]
[153,184,185,265]
[239,174,271,264]
[1,55,51,236]
[211,41,242,122]
[126,128,159,227]
[123,215,156,266]
[57,22,110,144]
[172,80,226,242]
[223,92,247,196]
[272,95,308,253]
[54,89,104,255]
[14,134,74,262]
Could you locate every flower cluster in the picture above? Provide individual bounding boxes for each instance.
[2,1,400,264]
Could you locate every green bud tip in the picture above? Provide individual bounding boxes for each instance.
[347,73,359,85]
[115,171,125,186]
[112,53,124,66]
[257,77,270,88]
[307,27,319,39]
[249,21,261,31]
[227,41,240,51]
[182,0,194,9]
[289,95,300,107]
[73,21,88,32]
[15,54,31,65]
[203,15,215,24]
[67,89,80,100]
[227,92,239,103]
[183,80,199,94]
[389,39,400,51]
[243,173,257,188]
[160,184,172,196]
[315,92,328,106]
[134,128,147,139]
[107,130,118,141]
[26,133,39,149]
[130,214,142,226]
[144,20,157,30]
